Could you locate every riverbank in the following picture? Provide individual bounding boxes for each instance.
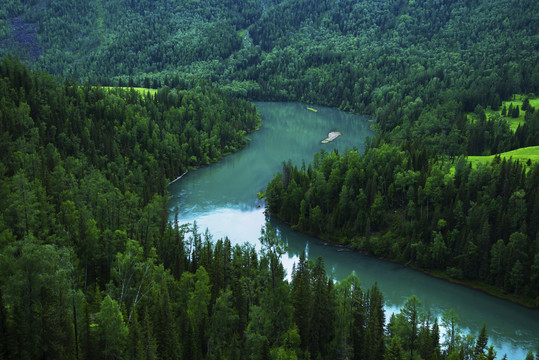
[277,212,539,309]
[415,268,539,309]
[168,115,262,182]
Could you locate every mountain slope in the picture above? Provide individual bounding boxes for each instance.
[1,0,537,126]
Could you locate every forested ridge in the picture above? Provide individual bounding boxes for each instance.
[2,0,538,123]
[0,57,522,360]
[2,0,538,155]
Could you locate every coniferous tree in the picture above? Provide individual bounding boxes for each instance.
[351,283,366,360]
[309,257,334,358]
[140,305,157,360]
[154,281,180,360]
[401,295,421,359]
[365,283,385,360]
[128,307,143,360]
[385,337,405,360]
[474,324,489,358]
[513,105,520,118]
[291,251,312,351]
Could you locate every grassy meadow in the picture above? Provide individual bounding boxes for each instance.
[103,86,158,97]
[467,146,539,167]
[470,95,539,132]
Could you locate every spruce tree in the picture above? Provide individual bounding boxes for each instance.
[512,105,520,118]
[522,98,530,111]
[291,251,312,351]
[401,295,421,359]
[128,308,143,360]
[365,283,385,360]
[141,305,157,360]
[351,284,366,360]
[474,324,488,358]
[385,337,405,360]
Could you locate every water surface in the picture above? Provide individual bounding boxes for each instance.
[169,102,539,358]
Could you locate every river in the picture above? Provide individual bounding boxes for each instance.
[168,102,539,359]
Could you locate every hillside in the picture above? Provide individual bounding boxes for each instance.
[467,146,539,167]
[1,0,538,132]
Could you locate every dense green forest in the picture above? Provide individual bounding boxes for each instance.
[1,57,525,360]
[1,0,539,357]
[265,96,539,306]
[266,138,539,304]
[1,0,538,155]
[2,0,538,123]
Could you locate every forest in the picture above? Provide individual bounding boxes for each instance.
[0,56,522,360]
[1,0,539,358]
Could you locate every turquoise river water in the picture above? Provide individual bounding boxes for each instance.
[168,102,539,358]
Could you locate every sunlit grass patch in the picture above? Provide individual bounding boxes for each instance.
[469,94,538,132]
[467,146,539,168]
[102,86,157,97]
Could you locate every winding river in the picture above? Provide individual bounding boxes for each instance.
[168,102,539,359]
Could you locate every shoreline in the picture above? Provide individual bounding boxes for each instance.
[270,212,538,309]
[168,117,263,184]
[168,170,188,185]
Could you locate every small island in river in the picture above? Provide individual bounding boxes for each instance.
[321,131,342,143]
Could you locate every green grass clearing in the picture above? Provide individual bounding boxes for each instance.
[467,146,539,168]
[468,94,539,132]
[103,86,158,97]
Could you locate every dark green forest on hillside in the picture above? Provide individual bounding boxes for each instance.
[0,57,516,360]
[1,0,539,358]
[2,0,538,122]
[266,141,539,303]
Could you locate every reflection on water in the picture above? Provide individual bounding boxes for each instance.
[169,102,539,359]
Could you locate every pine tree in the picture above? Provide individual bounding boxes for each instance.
[474,324,488,358]
[431,319,441,360]
[309,257,333,358]
[509,260,524,295]
[141,305,157,360]
[512,105,520,118]
[442,309,460,354]
[486,345,497,360]
[291,251,312,351]
[154,281,180,360]
[128,308,143,360]
[365,283,385,360]
[401,295,421,359]
[417,317,433,360]
[522,98,530,111]
[351,283,366,360]
[385,337,405,360]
